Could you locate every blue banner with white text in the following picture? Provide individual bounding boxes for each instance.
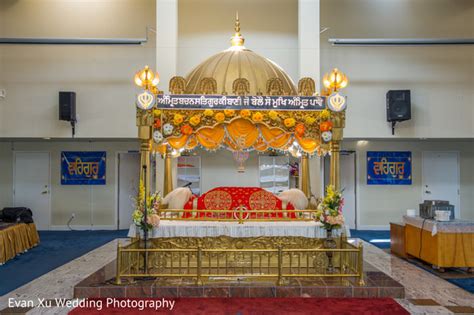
[367,151,412,185]
[155,94,325,110]
[61,151,106,185]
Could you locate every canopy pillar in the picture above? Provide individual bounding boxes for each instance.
[137,110,153,196]
[139,137,152,195]
[329,141,340,190]
[301,153,311,198]
[163,148,174,197]
[329,113,345,190]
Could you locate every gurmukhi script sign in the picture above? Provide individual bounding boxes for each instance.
[156,94,325,110]
[61,151,106,185]
[367,151,412,185]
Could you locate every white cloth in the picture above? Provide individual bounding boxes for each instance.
[128,221,344,238]
[403,215,474,236]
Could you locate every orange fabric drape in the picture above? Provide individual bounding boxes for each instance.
[295,134,320,153]
[259,125,292,149]
[195,125,225,150]
[226,118,259,149]
[163,118,320,154]
[167,134,189,150]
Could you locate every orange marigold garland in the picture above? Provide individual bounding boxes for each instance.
[180,124,193,135]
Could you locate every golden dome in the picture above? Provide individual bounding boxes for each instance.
[184,14,297,96]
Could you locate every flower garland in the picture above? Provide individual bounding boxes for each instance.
[151,108,334,156]
[315,185,345,230]
[156,109,325,137]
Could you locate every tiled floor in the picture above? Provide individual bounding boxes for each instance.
[0,239,473,314]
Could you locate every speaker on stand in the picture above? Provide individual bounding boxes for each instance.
[386,90,411,135]
[59,91,77,137]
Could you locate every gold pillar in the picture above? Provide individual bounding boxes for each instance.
[329,141,341,190]
[328,112,345,191]
[300,153,311,198]
[138,127,152,195]
[163,149,174,197]
[137,109,153,197]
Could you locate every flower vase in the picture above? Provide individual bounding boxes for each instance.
[136,227,152,249]
[324,228,337,273]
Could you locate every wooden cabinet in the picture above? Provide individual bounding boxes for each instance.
[390,222,407,258]
[405,224,474,268]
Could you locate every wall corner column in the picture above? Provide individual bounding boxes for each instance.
[298,0,320,91]
[156,0,178,88]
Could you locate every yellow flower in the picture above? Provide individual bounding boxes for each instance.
[240,109,251,118]
[173,113,184,125]
[284,117,296,127]
[203,109,214,117]
[305,116,316,125]
[268,110,279,120]
[215,112,225,122]
[252,112,264,122]
[224,109,235,117]
[153,109,161,117]
[189,115,201,126]
[320,109,331,121]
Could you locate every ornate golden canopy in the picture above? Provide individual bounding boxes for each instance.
[134,14,349,196]
[183,15,297,96]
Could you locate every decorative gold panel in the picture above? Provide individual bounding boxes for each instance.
[169,76,186,94]
[232,78,250,96]
[266,78,284,96]
[298,77,316,96]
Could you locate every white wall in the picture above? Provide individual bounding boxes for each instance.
[0,0,155,138]
[0,140,139,228]
[321,0,474,139]
[0,0,472,230]
[342,140,474,228]
[177,0,299,82]
[200,149,259,192]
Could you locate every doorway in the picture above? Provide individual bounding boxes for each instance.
[117,152,140,229]
[13,152,51,230]
[323,151,357,229]
[422,151,460,218]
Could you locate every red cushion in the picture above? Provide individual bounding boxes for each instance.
[183,187,295,219]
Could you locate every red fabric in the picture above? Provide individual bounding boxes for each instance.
[182,187,295,219]
[69,297,409,315]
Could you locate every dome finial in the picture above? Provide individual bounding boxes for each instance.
[230,11,245,47]
[235,11,240,33]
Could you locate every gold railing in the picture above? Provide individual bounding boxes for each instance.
[157,208,319,224]
[115,235,364,286]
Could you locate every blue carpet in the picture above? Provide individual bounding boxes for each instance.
[447,278,474,293]
[0,230,127,296]
[350,229,391,249]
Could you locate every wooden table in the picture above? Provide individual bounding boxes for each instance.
[402,216,474,270]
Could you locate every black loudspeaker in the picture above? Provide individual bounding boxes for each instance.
[59,91,76,122]
[386,90,411,122]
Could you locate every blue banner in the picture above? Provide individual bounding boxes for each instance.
[61,151,106,185]
[367,151,412,185]
[156,94,325,111]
